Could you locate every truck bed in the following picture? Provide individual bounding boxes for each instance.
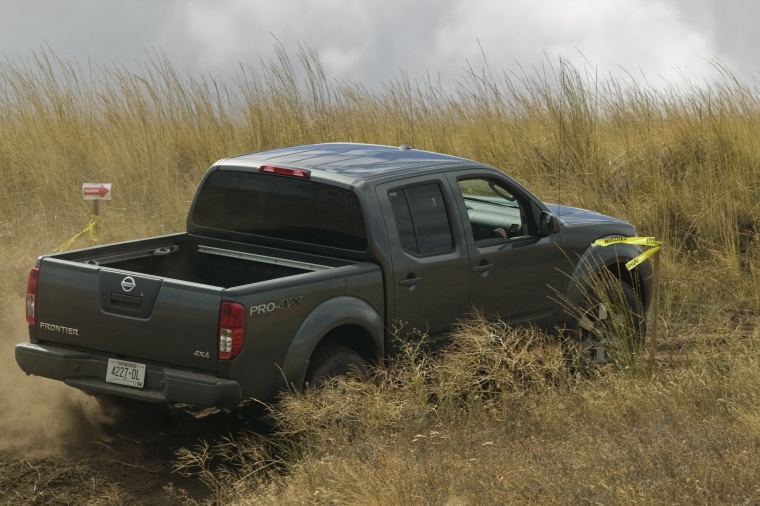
[29,233,356,373]
[52,233,349,288]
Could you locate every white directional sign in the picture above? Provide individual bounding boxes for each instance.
[82,183,112,200]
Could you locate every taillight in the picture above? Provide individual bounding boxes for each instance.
[218,301,246,360]
[259,165,311,179]
[26,267,40,326]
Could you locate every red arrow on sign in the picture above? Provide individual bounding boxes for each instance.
[83,185,109,197]
[82,183,112,200]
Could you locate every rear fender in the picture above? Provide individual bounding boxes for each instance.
[280,296,384,392]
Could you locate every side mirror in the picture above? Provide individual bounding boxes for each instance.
[539,211,560,236]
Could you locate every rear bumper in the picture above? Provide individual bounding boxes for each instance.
[15,342,242,408]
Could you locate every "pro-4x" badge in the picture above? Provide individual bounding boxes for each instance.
[249,296,303,316]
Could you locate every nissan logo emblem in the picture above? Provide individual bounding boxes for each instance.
[121,276,136,292]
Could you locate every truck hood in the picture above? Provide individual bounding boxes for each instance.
[545,204,631,228]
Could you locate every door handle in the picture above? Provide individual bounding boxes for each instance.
[399,275,421,288]
[473,262,494,277]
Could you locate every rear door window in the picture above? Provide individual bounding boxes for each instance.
[388,183,453,256]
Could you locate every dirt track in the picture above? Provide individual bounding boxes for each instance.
[0,390,267,505]
[0,307,258,505]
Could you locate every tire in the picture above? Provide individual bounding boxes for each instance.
[576,280,646,366]
[304,345,368,390]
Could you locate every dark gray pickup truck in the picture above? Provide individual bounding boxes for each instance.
[16,143,652,407]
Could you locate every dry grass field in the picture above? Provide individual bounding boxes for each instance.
[2,47,760,504]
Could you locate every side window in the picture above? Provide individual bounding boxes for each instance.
[388,183,453,256]
[457,178,529,244]
[388,189,418,253]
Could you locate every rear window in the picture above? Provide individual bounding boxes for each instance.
[192,171,368,251]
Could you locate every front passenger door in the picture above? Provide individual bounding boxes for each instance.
[448,173,567,329]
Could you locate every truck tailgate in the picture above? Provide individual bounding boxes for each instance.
[35,257,222,372]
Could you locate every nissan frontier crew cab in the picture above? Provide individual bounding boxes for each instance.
[16,143,652,407]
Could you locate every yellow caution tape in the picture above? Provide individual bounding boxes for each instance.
[592,236,662,271]
[625,246,660,271]
[592,236,661,247]
[55,215,100,252]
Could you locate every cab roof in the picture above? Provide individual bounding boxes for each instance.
[216,142,488,185]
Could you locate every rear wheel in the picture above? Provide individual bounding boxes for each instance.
[304,345,368,390]
[576,280,646,366]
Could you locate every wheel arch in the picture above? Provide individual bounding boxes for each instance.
[280,296,384,393]
[558,238,653,331]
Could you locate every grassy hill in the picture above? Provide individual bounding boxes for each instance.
[2,48,760,504]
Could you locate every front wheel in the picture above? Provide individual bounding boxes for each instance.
[576,280,646,366]
[304,345,368,390]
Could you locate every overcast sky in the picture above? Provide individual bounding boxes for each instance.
[0,0,756,91]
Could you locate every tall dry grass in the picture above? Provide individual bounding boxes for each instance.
[3,46,760,503]
[175,316,760,505]
[2,48,759,316]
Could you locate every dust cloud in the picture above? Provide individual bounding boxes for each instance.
[0,296,110,456]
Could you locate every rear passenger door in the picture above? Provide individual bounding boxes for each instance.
[377,177,471,339]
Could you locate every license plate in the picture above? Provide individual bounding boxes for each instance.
[105,358,146,388]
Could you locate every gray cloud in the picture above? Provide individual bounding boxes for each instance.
[0,0,755,89]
